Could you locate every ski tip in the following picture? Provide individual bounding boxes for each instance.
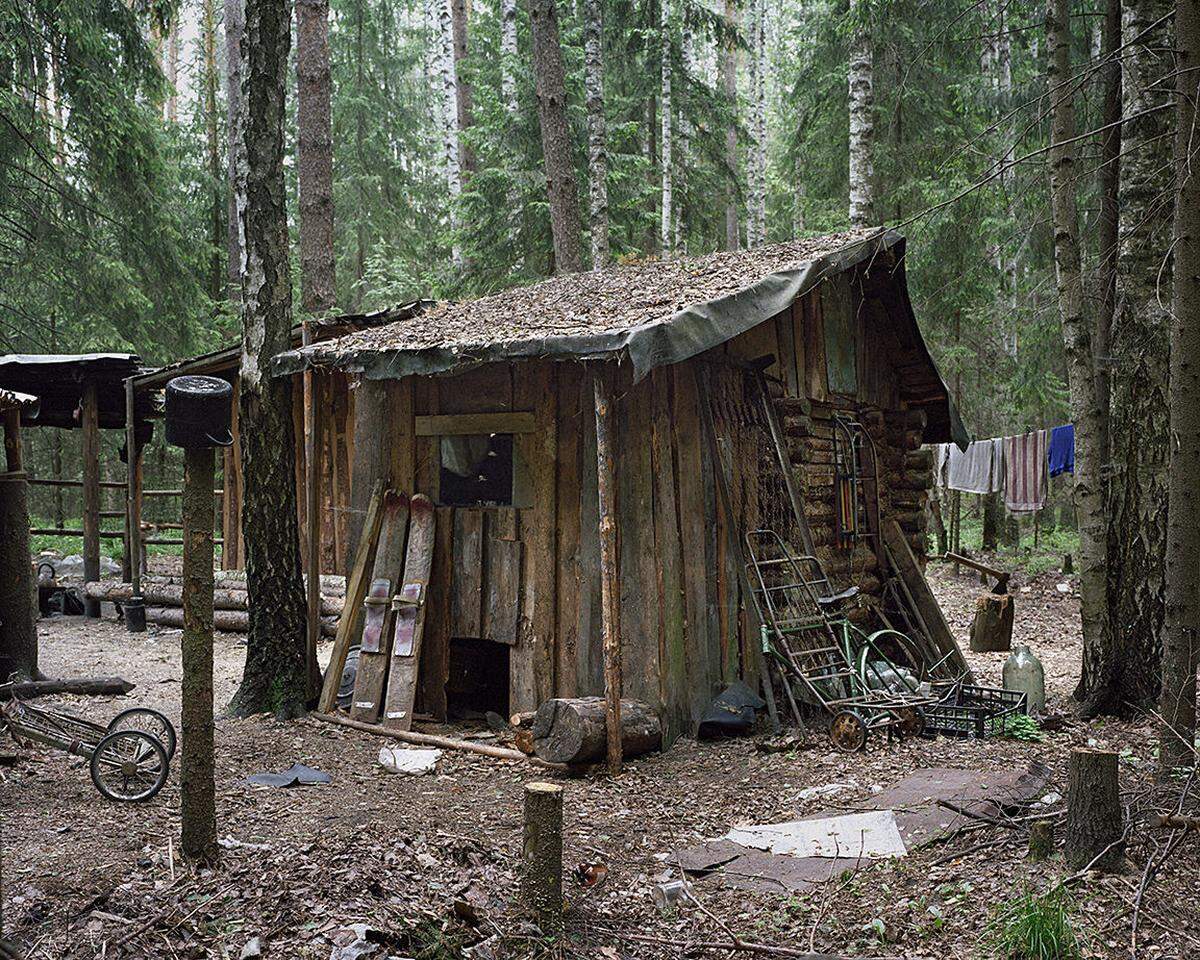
[383,489,410,509]
[410,493,434,514]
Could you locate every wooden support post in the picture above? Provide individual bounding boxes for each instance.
[1063,747,1124,872]
[303,324,322,697]
[124,378,143,608]
[521,781,563,930]
[81,382,101,617]
[593,366,622,776]
[180,445,217,862]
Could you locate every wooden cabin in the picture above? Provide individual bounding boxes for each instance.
[274,228,967,743]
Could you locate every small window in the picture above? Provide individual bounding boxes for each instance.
[439,433,514,506]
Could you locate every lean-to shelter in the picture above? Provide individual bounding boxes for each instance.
[276,228,968,742]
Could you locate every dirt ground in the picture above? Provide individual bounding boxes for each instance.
[3,564,1198,959]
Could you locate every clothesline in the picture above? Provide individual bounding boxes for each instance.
[930,424,1074,515]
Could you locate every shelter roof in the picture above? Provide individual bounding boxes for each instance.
[0,353,147,428]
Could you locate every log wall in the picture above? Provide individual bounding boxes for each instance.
[337,263,938,742]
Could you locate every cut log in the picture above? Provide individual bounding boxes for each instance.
[521,782,563,930]
[145,606,337,638]
[969,593,1014,652]
[1028,820,1055,861]
[1064,748,1125,872]
[531,697,661,765]
[85,581,343,617]
[0,676,134,699]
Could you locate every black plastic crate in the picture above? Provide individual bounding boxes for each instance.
[922,683,1028,739]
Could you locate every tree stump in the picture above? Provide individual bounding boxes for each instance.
[1028,820,1055,861]
[521,782,563,930]
[531,698,662,765]
[969,593,1014,652]
[1064,748,1124,872]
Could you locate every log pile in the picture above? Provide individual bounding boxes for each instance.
[84,577,342,638]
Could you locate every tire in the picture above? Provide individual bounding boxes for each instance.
[107,707,177,761]
[89,730,169,802]
[829,709,869,753]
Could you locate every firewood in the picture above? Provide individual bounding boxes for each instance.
[531,697,661,765]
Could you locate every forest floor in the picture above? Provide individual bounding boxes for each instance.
[3,561,1198,960]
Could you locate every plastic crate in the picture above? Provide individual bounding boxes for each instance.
[922,683,1028,739]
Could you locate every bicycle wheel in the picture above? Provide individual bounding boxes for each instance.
[89,730,168,802]
[107,708,177,761]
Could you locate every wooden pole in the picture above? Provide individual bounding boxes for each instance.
[125,378,143,600]
[521,781,564,930]
[81,382,101,617]
[0,411,36,680]
[592,365,622,776]
[302,323,322,697]
[180,445,217,862]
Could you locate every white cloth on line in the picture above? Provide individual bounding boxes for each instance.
[945,438,1004,494]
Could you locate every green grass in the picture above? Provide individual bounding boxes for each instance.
[989,887,1082,960]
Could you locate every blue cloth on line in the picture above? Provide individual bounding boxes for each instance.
[1048,424,1075,477]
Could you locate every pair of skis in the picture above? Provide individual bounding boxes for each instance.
[349,491,435,730]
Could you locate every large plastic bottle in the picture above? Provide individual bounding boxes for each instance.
[1003,642,1045,714]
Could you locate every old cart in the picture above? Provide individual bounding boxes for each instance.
[746,530,940,752]
[0,687,176,801]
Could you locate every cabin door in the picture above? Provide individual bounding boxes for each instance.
[444,507,522,717]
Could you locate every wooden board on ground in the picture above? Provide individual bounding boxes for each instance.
[382,494,436,730]
[882,519,972,679]
[350,492,410,722]
[318,481,386,713]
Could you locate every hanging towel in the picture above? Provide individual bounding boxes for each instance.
[1048,424,1075,477]
[946,439,1003,494]
[1004,430,1048,513]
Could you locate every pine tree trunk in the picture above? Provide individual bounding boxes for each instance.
[500,0,519,115]
[231,0,312,719]
[354,0,367,302]
[1082,0,1174,715]
[167,21,180,123]
[585,0,608,268]
[296,0,337,314]
[529,0,583,273]
[1047,0,1111,725]
[450,0,475,173]
[224,0,246,305]
[660,0,673,256]
[436,0,463,266]
[675,23,691,254]
[746,0,766,246]
[721,0,739,250]
[847,0,874,227]
[1159,0,1199,773]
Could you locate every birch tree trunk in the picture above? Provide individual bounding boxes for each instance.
[296,0,337,313]
[1080,0,1174,715]
[1159,0,1199,772]
[224,0,246,304]
[501,0,519,115]
[660,0,673,256]
[435,0,463,266]
[203,0,224,302]
[675,22,692,254]
[1047,0,1109,718]
[1095,0,1120,470]
[585,0,608,268]
[450,0,475,173]
[722,0,739,250]
[529,0,583,273]
[847,0,875,227]
[230,0,312,719]
[745,0,767,245]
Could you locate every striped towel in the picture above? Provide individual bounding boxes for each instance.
[1004,430,1048,513]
